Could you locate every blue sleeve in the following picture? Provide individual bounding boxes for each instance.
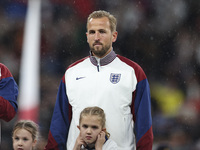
[134,79,153,149]
[0,76,18,111]
[46,79,72,150]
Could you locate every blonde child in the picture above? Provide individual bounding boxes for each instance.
[12,120,39,150]
[73,106,118,150]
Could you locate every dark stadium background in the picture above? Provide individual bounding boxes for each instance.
[0,0,200,149]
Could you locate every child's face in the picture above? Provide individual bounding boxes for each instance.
[13,128,36,150]
[79,115,103,144]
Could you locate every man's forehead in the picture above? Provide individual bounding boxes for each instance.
[89,18,94,22]
[87,17,110,29]
[88,17,109,24]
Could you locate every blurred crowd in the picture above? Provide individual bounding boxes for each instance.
[0,0,200,149]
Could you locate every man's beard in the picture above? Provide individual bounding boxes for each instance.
[90,43,111,58]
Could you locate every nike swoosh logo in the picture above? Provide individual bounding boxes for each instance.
[76,77,85,80]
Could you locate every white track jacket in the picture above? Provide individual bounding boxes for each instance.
[45,50,153,150]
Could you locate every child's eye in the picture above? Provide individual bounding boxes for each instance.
[92,126,98,129]
[14,137,19,140]
[82,125,88,128]
[23,138,28,141]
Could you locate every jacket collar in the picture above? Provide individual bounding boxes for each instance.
[89,50,117,66]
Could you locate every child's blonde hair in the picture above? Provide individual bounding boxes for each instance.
[79,106,110,138]
[12,120,39,143]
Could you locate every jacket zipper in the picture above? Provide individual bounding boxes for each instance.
[97,58,100,72]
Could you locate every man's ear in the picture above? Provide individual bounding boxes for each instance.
[77,125,80,130]
[112,31,118,42]
[86,32,89,43]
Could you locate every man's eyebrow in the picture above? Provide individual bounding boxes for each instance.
[88,30,95,33]
[99,29,106,32]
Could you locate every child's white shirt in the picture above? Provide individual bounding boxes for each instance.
[80,138,118,150]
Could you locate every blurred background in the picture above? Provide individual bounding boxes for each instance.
[0,0,200,149]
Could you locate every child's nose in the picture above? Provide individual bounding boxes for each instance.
[18,139,23,145]
[86,128,92,134]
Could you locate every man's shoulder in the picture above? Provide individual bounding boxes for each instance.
[0,63,8,70]
[67,56,89,70]
[116,55,147,80]
[116,55,142,70]
[61,57,90,82]
[0,63,12,79]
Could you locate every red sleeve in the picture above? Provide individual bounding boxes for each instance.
[0,96,16,122]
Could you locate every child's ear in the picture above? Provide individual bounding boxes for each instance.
[102,128,106,132]
[77,125,80,130]
[32,139,37,147]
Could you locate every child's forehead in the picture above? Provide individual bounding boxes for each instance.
[81,115,101,123]
[13,128,32,137]
[82,114,100,119]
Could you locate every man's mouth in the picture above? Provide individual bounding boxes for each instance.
[93,43,102,46]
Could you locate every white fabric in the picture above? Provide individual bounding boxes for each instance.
[66,57,137,150]
[80,139,118,150]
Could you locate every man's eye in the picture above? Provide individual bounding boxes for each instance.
[89,31,95,34]
[99,30,105,33]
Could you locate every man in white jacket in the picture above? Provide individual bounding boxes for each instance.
[45,10,153,150]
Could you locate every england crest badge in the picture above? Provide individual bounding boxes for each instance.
[110,73,121,84]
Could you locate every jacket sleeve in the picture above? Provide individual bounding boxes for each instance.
[133,78,153,150]
[45,76,72,150]
[0,63,18,122]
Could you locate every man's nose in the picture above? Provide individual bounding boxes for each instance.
[94,32,100,40]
